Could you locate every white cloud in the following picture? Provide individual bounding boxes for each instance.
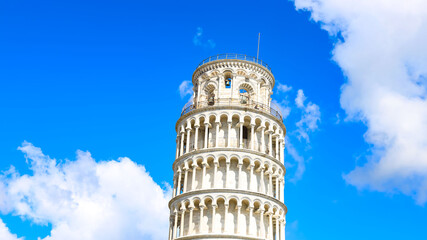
[0,218,21,240]
[293,0,427,204]
[277,83,292,93]
[275,87,320,181]
[285,139,306,182]
[0,141,171,240]
[295,89,321,142]
[193,27,216,49]
[295,89,306,108]
[178,80,193,99]
[272,99,291,119]
[335,113,341,124]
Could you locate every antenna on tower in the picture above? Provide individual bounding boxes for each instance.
[257,32,260,62]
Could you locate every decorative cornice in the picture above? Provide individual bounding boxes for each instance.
[176,234,264,240]
[173,147,286,175]
[169,188,288,214]
[192,59,275,88]
[175,105,286,134]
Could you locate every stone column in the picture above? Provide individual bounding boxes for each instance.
[191,163,198,191]
[211,204,217,233]
[275,175,279,199]
[225,162,230,188]
[259,167,265,194]
[199,204,205,234]
[180,207,186,237]
[239,122,243,148]
[227,121,231,147]
[215,121,220,147]
[180,132,185,156]
[248,206,254,235]
[168,218,173,240]
[224,204,229,233]
[194,126,199,150]
[213,161,218,188]
[202,161,207,189]
[172,176,177,197]
[236,205,241,234]
[173,210,178,239]
[250,124,255,150]
[176,169,182,195]
[237,163,242,189]
[268,213,273,240]
[175,136,179,159]
[268,131,273,156]
[188,206,194,235]
[259,208,265,238]
[260,126,266,153]
[183,166,189,193]
[275,136,279,159]
[280,218,286,240]
[280,139,285,163]
[268,170,273,196]
[204,123,209,149]
[280,177,285,201]
[186,128,191,153]
[249,164,254,191]
[275,216,280,240]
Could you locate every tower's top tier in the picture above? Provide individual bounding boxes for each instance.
[184,53,282,121]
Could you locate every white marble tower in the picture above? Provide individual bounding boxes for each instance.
[169,54,287,240]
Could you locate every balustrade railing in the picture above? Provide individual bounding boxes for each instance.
[197,53,272,72]
[181,98,283,121]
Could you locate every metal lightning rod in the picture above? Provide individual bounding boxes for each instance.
[257,32,260,62]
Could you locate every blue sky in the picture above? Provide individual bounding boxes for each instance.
[1,0,427,239]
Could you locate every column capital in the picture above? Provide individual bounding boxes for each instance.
[256,206,265,213]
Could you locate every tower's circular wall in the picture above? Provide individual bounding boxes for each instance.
[169,55,286,240]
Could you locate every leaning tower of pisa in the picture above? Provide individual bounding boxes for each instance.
[169,54,287,240]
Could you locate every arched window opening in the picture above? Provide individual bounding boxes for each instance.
[243,126,248,139]
[224,72,232,89]
[208,91,215,106]
[240,88,249,104]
